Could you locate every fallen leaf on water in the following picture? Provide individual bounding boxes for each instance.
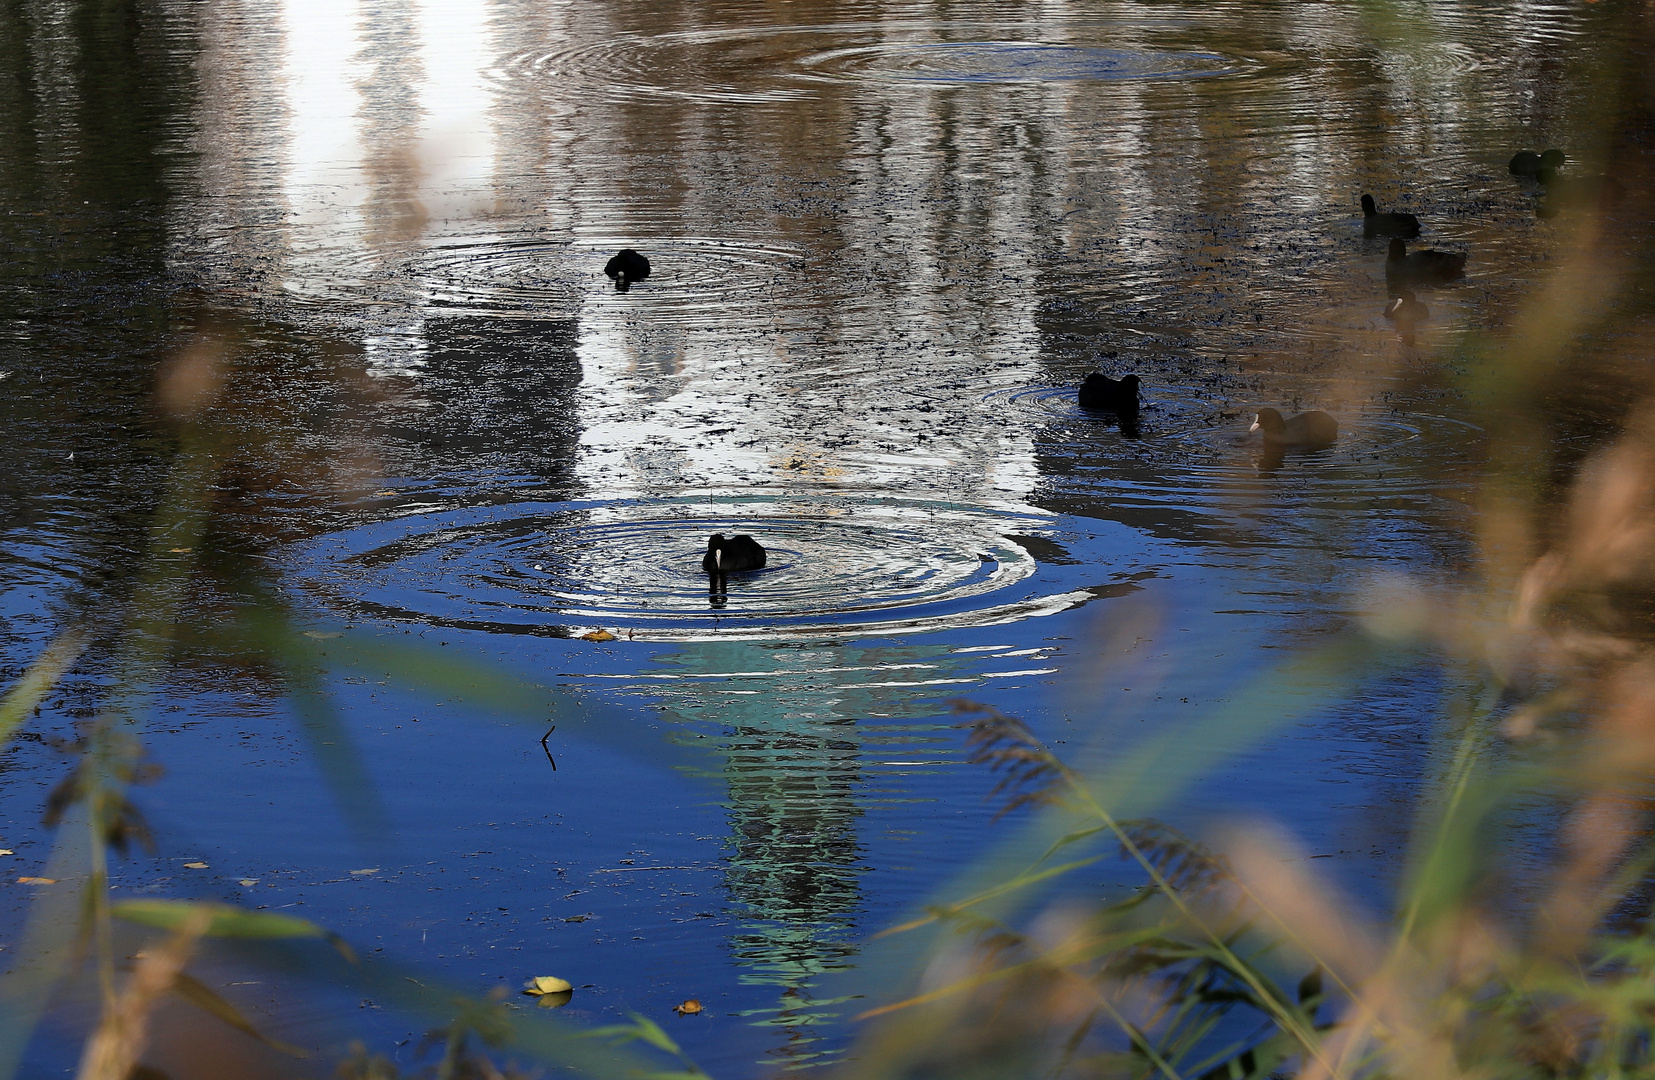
[350,868,378,875]
[303,631,343,640]
[523,975,573,996]
[0,850,14,856]
[580,630,616,642]
[184,862,209,869]
[673,999,704,1015]
[168,547,192,553]
[374,490,397,496]
[239,879,257,886]
[17,877,55,885]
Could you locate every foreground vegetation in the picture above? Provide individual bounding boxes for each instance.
[5,3,1655,1078]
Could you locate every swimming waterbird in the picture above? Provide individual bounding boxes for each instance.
[1360,194,1420,238]
[1386,238,1466,285]
[702,533,766,574]
[1383,288,1429,341]
[1510,148,1565,176]
[1078,372,1141,412]
[1250,407,1338,448]
[604,249,651,291]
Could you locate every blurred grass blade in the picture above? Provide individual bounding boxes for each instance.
[625,1014,685,1055]
[170,972,307,1057]
[321,634,722,779]
[0,630,84,746]
[846,634,1392,1036]
[113,900,328,940]
[324,636,549,713]
[237,607,394,850]
[283,664,394,850]
[875,856,1104,937]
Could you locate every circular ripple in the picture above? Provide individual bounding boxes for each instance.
[492,22,1268,104]
[985,385,1109,422]
[295,496,1149,641]
[1153,410,1482,462]
[280,236,807,324]
[798,42,1245,84]
[571,237,808,325]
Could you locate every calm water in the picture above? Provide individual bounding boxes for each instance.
[0,0,1627,1074]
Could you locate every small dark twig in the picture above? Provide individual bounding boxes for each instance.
[540,725,557,771]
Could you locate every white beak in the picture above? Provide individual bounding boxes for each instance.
[714,549,722,569]
[1248,417,1261,432]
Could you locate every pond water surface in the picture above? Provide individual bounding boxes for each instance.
[0,0,1630,1074]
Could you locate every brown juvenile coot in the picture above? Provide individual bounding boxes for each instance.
[1250,408,1338,448]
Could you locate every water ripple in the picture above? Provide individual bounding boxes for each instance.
[295,494,1152,641]
[491,21,1271,105]
[282,236,808,323]
[795,42,1248,85]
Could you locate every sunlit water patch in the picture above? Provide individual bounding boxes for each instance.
[296,495,1151,640]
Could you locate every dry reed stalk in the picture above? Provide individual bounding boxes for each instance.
[1508,410,1655,956]
[74,905,212,1080]
[1220,826,1459,1080]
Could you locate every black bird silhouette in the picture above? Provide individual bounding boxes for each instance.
[1078,372,1140,413]
[702,533,766,574]
[1510,148,1565,176]
[1386,238,1466,286]
[1360,194,1420,238]
[604,249,651,291]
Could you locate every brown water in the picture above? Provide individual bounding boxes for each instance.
[0,0,1643,1074]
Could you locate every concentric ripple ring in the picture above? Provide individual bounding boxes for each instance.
[295,496,1151,641]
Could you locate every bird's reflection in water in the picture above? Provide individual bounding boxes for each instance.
[1254,445,1287,475]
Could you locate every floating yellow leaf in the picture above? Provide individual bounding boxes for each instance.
[523,975,573,996]
[350,868,378,875]
[238,879,257,886]
[580,630,616,642]
[184,862,209,869]
[17,876,55,885]
[303,631,343,640]
[0,850,14,856]
[673,999,704,1015]
[168,547,192,553]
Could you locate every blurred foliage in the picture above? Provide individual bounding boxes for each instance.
[4,0,1655,1076]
